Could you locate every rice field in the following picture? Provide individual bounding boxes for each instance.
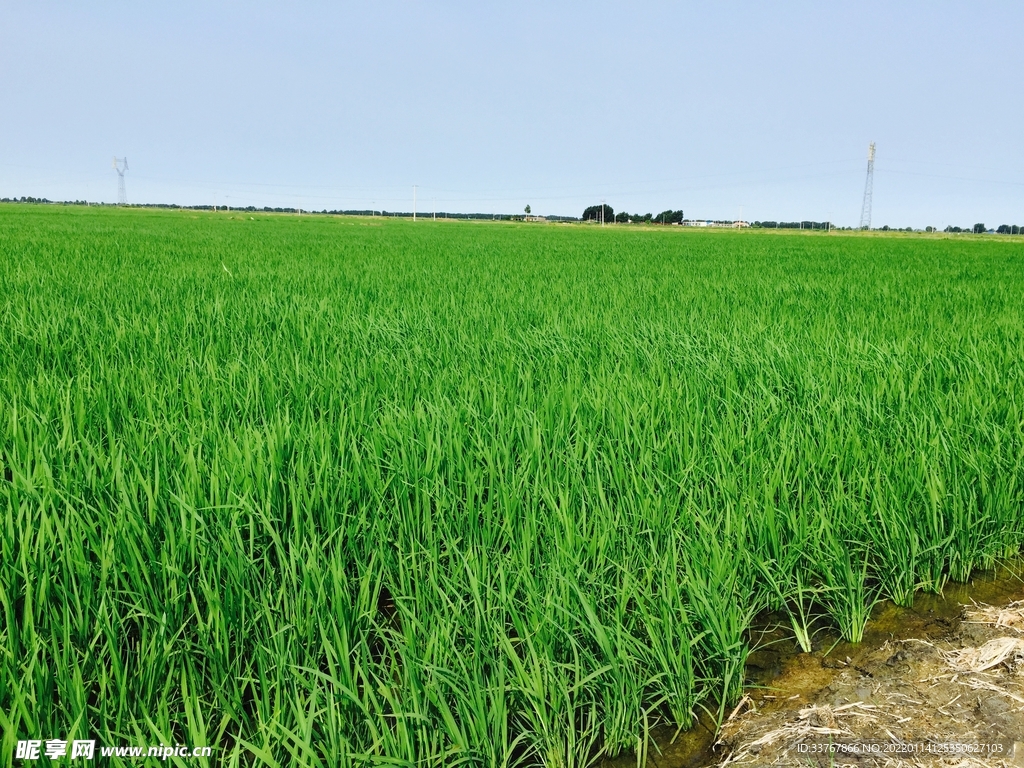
[1,205,1023,766]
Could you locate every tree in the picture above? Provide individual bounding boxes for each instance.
[524,205,531,216]
[582,204,613,223]
[973,223,986,234]
[655,209,684,224]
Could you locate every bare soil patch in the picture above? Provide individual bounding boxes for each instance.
[716,576,1024,767]
[605,570,1024,768]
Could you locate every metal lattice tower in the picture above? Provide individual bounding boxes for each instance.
[859,142,875,229]
[112,157,129,205]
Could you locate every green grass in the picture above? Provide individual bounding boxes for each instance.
[1,205,1023,766]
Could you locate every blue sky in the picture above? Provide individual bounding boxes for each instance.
[1,1,1022,227]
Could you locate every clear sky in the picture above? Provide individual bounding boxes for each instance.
[1,1,1022,227]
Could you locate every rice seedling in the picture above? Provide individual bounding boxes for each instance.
[753,557,820,653]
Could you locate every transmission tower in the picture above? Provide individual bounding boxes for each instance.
[112,157,129,205]
[859,142,875,229]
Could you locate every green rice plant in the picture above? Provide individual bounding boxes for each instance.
[566,579,648,759]
[637,548,704,736]
[858,475,922,607]
[753,557,820,653]
[498,618,604,768]
[677,515,756,721]
[814,531,880,644]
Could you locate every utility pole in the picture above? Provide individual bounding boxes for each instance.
[413,185,417,221]
[112,157,128,205]
[859,142,876,230]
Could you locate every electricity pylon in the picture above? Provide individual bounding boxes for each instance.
[859,142,875,229]
[112,157,129,205]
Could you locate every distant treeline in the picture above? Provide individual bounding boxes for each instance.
[585,205,686,224]
[614,210,685,224]
[361,210,578,222]
[944,224,1022,234]
[753,221,832,230]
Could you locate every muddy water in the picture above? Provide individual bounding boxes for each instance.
[601,563,1024,768]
